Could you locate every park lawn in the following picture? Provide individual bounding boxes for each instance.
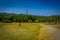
[0,23,40,40]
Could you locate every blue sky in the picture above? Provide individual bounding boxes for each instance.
[0,0,60,16]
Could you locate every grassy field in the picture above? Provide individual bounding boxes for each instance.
[0,22,55,40]
[44,23,60,29]
[53,25,60,29]
[0,23,40,40]
[36,27,54,40]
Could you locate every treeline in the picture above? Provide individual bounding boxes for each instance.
[0,13,60,24]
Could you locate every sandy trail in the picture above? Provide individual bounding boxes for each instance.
[40,24,60,40]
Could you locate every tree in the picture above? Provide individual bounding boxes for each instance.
[0,12,60,24]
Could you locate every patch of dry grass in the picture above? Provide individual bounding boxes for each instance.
[36,27,54,40]
[53,25,60,29]
[43,23,60,29]
[0,22,40,40]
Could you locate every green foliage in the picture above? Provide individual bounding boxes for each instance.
[28,20,32,22]
[35,20,39,22]
[0,13,60,23]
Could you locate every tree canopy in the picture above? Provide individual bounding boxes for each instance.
[0,13,60,24]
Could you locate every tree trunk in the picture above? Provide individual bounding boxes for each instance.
[19,22,21,27]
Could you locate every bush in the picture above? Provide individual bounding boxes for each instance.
[28,20,32,23]
[35,20,39,23]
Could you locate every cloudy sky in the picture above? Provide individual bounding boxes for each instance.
[0,0,60,16]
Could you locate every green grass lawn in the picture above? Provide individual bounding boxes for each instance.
[0,23,40,40]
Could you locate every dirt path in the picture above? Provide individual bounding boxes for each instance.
[40,24,60,40]
[36,27,54,40]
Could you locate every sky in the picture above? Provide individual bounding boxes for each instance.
[0,0,60,16]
